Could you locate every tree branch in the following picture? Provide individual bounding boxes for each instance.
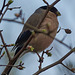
[33,48,75,75]
[61,63,75,73]
[0,31,11,61]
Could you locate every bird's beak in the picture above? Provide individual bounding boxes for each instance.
[56,11,61,16]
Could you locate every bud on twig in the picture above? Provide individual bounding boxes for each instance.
[64,29,71,34]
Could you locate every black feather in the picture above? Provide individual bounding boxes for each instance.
[11,30,32,51]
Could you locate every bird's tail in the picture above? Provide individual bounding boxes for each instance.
[11,44,18,51]
[14,46,23,55]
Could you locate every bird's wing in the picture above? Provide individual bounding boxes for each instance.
[12,30,32,51]
[13,11,44,50]
[22,12,44,32]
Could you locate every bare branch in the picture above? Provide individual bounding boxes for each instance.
[33,48,75,75]
[8,6,21,10]
[0,0,6,15]
[0,64,18,67]
[43,0,49,6]
[2,18,23,24]
[61,63,75,73]
[0,31,11,61]
[0,6,9,22]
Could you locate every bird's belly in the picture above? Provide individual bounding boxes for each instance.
[29,33,55,52]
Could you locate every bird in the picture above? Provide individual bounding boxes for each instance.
[12,6,61,56]
[3,6,61,75]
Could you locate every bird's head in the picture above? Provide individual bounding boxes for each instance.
[40,6,61,16]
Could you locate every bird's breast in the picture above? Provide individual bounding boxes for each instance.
[29,13,58,52]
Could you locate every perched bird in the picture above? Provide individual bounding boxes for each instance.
[12,6,61,55]
[3,6,61,75]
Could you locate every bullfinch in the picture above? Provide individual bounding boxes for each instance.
[12,6,61,55]
[3,6,61,75]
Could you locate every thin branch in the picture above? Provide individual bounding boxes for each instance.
[49,0,60,8]
[37,0,60,28]
[33,48,75,75]
[0,6,9,22]
[2,18,23,24]
[0,44,14,47]
[0,31,11,61]
[39,51,45,70]
[43,0,49,6]
[8,6,21,10]
[0,0,6,15]
[61,63,75,73]
[0,64,25,70]
[0,64,18,67]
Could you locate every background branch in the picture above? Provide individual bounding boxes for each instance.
[33,48,75,75]
[0,31,11,61]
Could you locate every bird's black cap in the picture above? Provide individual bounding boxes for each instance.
[40,6,61,16]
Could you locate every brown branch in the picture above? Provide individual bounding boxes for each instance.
[37,0,60,28]
[43,0,49,6]
[39,51,45,70]
[0,0,13,22]
[0,51,5,59]
[49,0,60,8]
[0,6,9,22]
[36,51,45,70]
[0,64,25,70]
[0,0,6,15]
[0,64,19,67]
[33,48,75,75]
[8,6,21,10]
[61,63,75,73]
[0,31,11,61]
[2,18,23,24]
[0,44,14,47]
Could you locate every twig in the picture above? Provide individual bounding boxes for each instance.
[49,0,60,8]
[0,44,14,47]
[61,63,75,73]
[0,31,11,61]
[33,48,75,75]
[2,18,23,24]
[43,0,49,6]
[0,6,9,22]
[0,64,25,70]
[36,51,45,70]
[0,0,6,15]
[39,51,45,69]
[8,6,21,10]
[37,0,60,28]
[0,0,13,22]
[0,64,18,67]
